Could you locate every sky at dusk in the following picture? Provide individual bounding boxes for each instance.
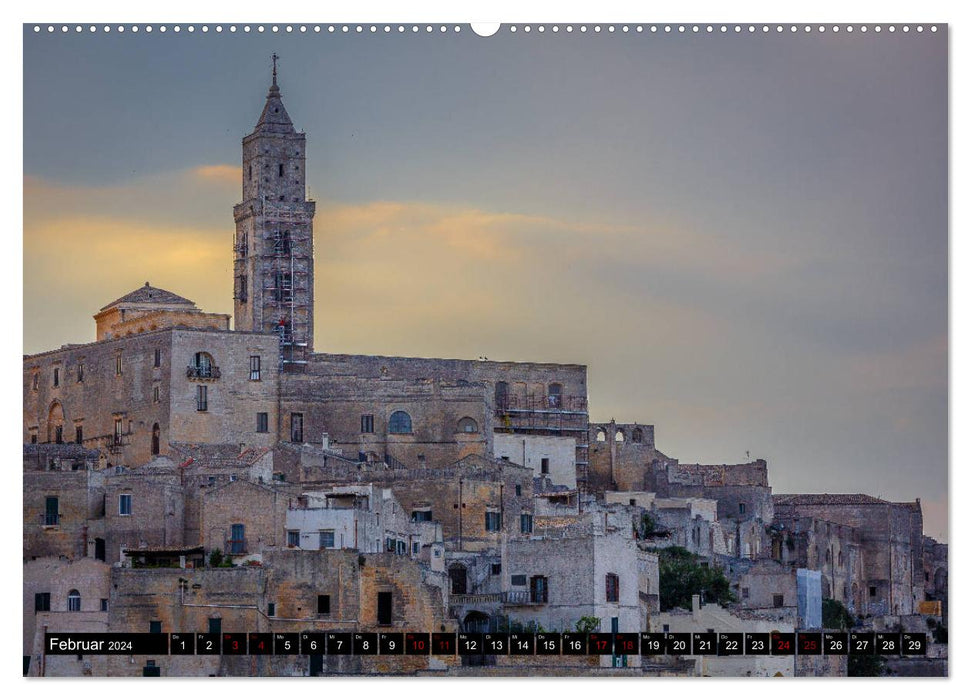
[22,26,948,540]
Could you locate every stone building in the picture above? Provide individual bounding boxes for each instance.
[494,433,577,489]
[500,503,651,641]
[772,494,925,616]
[22,61,943,678]
[24,444,105,561]
[94,283,230,342]
[921,536,948,618]
[24,326,280,467]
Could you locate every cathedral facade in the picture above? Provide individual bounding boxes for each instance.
[23,65,590,487]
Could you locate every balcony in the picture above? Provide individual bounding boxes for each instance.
[495,394,588,416]
[186,365,221,380]
[501,590,547,606]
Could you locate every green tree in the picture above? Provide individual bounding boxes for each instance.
[656,546,735,611]
[638,513,658,538]
[822,598,855,630]
[574,616,601,633]
[849,654,886,677]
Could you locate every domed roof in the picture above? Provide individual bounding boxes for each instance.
[99,282,197,312]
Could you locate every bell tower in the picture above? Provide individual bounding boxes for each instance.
[233,54,315,366]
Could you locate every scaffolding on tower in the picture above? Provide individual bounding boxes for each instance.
[260,195,311,369]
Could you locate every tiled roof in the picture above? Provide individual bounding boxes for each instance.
[170,443,271,465]
[23,443,100,459]
[773,493,890,506]
[100,282,196,311]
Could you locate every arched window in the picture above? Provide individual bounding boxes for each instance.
[67,589,81,612]
[596,430,606,442]
[388,411,412,434]
[615,430,625,442]
[47,401,65,444]
[631,427,643,443]
[192,352,215,378]
[151,423,160,456]
[547,383,562,408]
[449,564,468,595]
[457,417,478,434]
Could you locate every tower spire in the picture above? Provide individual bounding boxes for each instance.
[254,53,293,133]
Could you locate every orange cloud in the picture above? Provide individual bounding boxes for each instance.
[192,164,242,186]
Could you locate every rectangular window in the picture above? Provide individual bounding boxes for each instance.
[154,348,161,367]
[491,563,502,576]
[75,425,83,444]
[485,511,502,532]
[257,412,269,433]
[44,497,59,526]
[773,594,784,608]
[229,524,245,554]
[250,355,261,381]
[115,355,122,376]
[412,542,420,555]
[54,425,63,444]
[197,385,208,412]
[287,530,300,547]
[606,573,620,603]
[869,586,877,598]
[100,599,108,612]
[114,418,123,445]
[317,595,331,616]
[361,414,374,433]
[278,163,285,177]
[511,575,527,586]
[149,620,162,634]
[540,458,550,475]
[319,530,335,549]
[53,368,59,387]
[77,363,84,382]
[377,591,393,625]
[35,592,51,612]
[236,274,248,303]
[30,433,37,444]
[515,485,522,497]
[208,617,222,635]
[291,413,303,442]
[739,503,747,515]
[32,373,39,391]
[530,576,549,604]
[119,494,132,516]
[411,509,432,523]
[520,513,533,534]
[742,587,750,599]
[153,385,160,403]
[267,603,276,617]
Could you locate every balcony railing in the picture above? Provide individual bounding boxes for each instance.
[186,365,221,380]
[496,394,588,415]
[502,590,547,606]
[450,593,503,606]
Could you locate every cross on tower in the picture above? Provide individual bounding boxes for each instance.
[271,53,279,86]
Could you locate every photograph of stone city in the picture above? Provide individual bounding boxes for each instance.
[22,24,947,677]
